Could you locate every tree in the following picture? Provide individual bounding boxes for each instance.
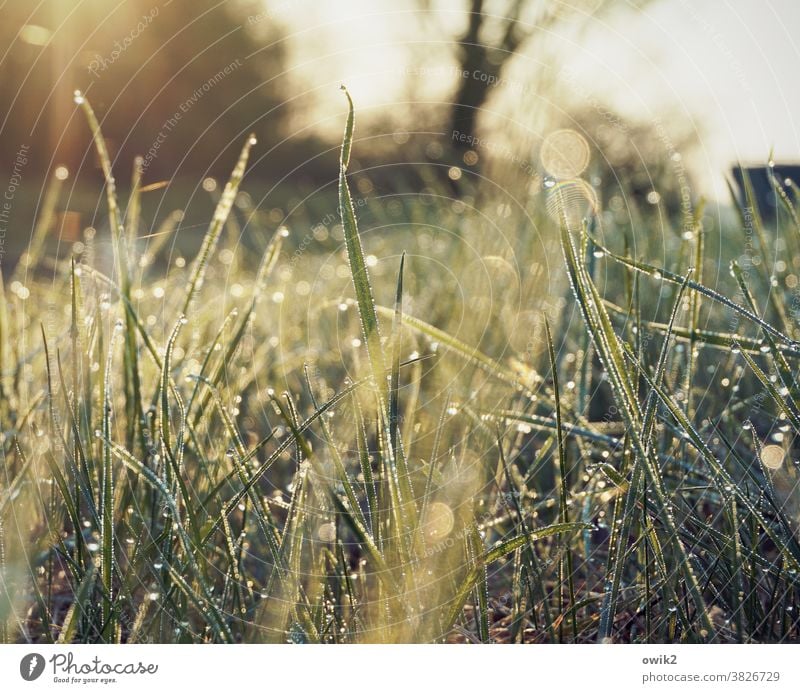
[444,0,642,153]
[449,0,528,149]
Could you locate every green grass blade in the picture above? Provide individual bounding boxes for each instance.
[338,87,389,407]
[544,318,577,641]
[182,134,256,315]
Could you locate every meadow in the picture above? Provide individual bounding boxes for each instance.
[1,88,799,644]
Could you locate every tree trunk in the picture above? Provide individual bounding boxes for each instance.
[449,0,490,152]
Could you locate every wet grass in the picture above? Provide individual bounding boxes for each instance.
[1,92,800,643]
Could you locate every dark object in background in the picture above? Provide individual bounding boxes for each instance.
[731,164,800,221]
[0,0,289,180]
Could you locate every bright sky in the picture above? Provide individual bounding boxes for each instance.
[577,0,800,196]
[266,0,800,198]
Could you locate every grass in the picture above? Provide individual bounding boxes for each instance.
[1,90,800,643]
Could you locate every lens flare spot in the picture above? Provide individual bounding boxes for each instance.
[761,444,785,470]
[540,129,590,179]
[545,178,598,228]
[318,522,336,542]
[425,502,455,541]
[20,24,52,47]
